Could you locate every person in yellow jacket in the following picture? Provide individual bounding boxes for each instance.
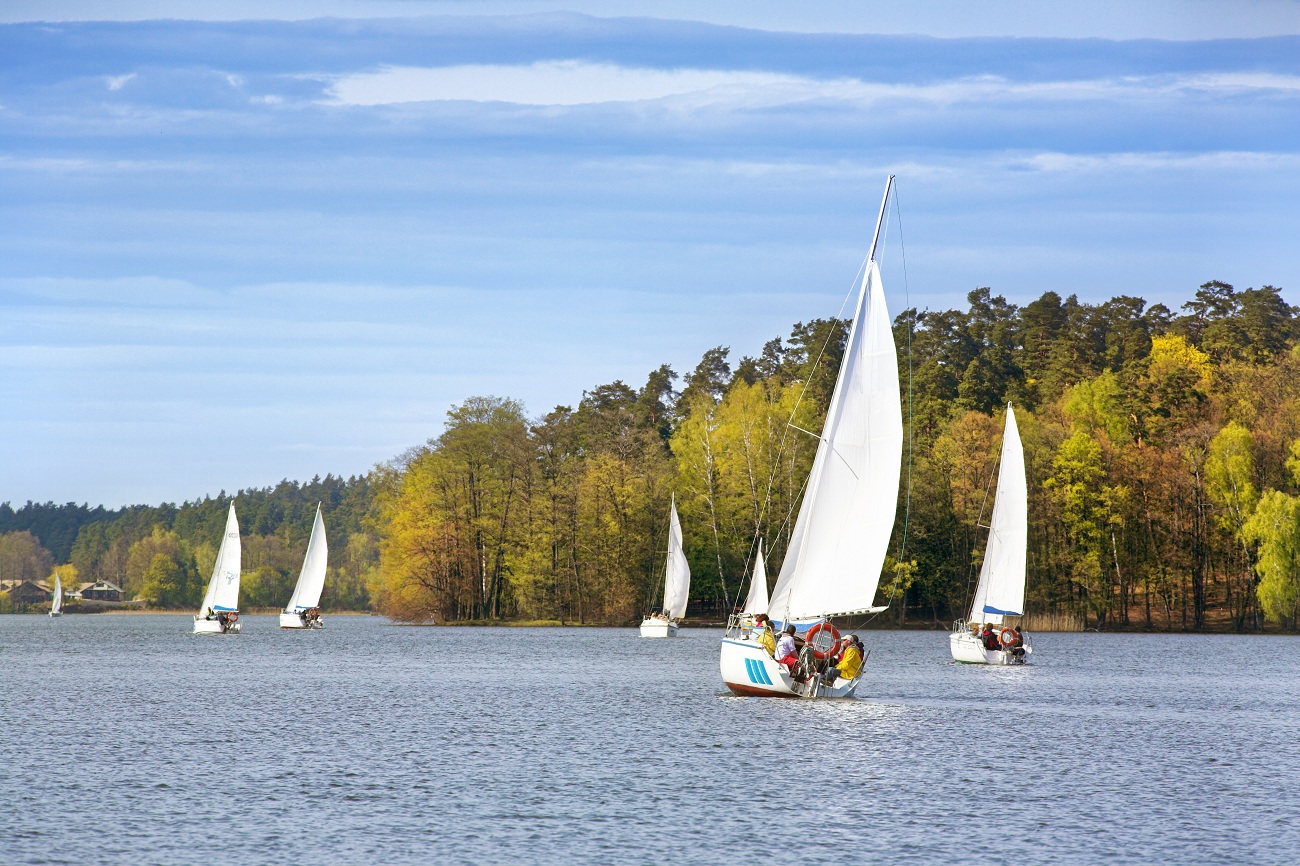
[751,613,777,657]
[821,635,862,684]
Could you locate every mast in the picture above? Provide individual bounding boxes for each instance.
[867,175,895,265]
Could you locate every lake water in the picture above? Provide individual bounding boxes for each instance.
[0,615,1296,865]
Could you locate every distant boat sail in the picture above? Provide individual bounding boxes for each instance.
[49,571,63,617]
[640,495,691,638]
[720,175,903,698]
[281,504,327,629]
[193,503,242,635]
[949,404,1032,664]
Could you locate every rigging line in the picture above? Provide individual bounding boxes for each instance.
[964,417,1007,614]
[888,181,915,617]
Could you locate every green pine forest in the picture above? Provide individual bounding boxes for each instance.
[4,279,1300,632]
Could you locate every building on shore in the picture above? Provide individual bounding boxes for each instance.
[80,581,124,602]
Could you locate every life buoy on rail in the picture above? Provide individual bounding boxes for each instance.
[228,611,239,623]
[804,621,841,659]
[998,626,1015,647]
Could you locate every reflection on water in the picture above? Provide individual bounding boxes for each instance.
[0,616,1296,865]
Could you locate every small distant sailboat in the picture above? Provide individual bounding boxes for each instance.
[639,496,691,638]
[194,503,242,635]
[280,504,327,629]
[720,176,903,698]
[48,571,63,617]
[949,404,1031,664]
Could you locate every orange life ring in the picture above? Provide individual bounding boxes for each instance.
[804,621,841,659]
[998,626,1015,647]
[228,611,239,623]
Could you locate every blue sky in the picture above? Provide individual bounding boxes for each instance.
[3,2,1299,507]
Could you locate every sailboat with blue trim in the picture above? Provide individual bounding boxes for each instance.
[950,404,1031,664]
[193,503,242,634]
[720,176,903,698]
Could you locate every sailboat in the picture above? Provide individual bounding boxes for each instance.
[280,504,328,629]
[639,495,691,637]
[720,176,904,698]
[48,571,63,617]
[949,403,1031,664]
[193,503,243,634]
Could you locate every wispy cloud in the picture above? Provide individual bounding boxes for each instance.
[105,72,135,90]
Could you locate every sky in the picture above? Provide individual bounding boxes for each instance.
[2,1,1299,508]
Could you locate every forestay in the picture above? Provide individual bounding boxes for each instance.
[286,504,328,612]
[199,504,242,613]
[662,497,691,621]
[768,259,903,622]
[968,404,1027,624]
[742,539,769,615]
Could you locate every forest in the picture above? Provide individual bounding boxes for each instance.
[3,279,1299,631]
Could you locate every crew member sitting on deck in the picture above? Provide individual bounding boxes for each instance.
[821,635,863,685]
[752,614,777,657]
[1010,627,1026,659]
[981,624,1000,651]
[775,624,799,670]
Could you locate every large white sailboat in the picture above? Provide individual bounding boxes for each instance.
[640,496,691,638]
[194,503,243,635]
[48,571,63,617]
[720,176,904,698]
[949,404,1031,664]
[280,504,328,629]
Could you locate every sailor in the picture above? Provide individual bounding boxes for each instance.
[821,635,863,685]
[1010,627,1026,660]
[775,624,799,670]
[752,614,776,657]
[980,623,1000,651]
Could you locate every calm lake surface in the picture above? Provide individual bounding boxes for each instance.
[1,615,1296,865]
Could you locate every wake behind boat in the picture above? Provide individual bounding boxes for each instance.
[280,503,327,629]
[194,503,242,635]
[721,176,903,698]
[640,495,690,637]
[950,404,1031,664]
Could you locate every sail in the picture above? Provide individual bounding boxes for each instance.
[768,259,903,621]
[199,504,242,614]
[742,539,769,615]
[968,404,1027,625]
[285,504,328,612]
[51,572,63,614]
[662,498,691,621]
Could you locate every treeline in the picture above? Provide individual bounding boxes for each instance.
[7,280,1300,631]
[0,475,377,610]
[374,279,1300,631]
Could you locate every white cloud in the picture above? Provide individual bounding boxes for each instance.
[324,62,1300,109]
[105,72,136,91]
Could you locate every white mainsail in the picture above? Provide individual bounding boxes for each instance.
[742,539,769,615]
[285,504,328,613]
[51,572,63,615]
[968,404,1027,625]
[767,257,904,622]
[199,503,242,614]
[662,497,691,621]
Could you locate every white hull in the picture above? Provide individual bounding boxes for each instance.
[48,611,62,618]
[949,629,1030,665]
[720,637,860,699]
[280,612,324,629]
[639,618,678,638]
[193,617,242,635]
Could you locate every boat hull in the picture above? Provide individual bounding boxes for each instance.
[280,612,324,629]
[193,617,242,635]
[720,637,859,698]
[949,630,1030,664]
[639,618,678,638]
[48,611,62,618]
